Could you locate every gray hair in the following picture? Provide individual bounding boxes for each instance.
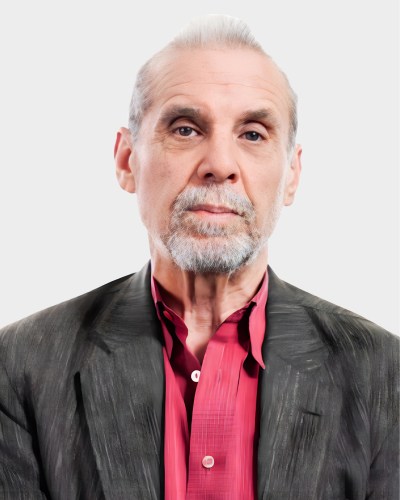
[128,15,298,152]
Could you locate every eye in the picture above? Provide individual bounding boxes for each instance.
[243,131,263,142]
[174,126,198,137]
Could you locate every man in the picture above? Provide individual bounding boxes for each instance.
[0,15,398,500]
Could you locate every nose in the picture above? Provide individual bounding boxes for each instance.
[196,135,239,183]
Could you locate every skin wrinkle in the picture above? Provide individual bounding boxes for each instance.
[147,111,286,161]
[151,106,285,159]
[158,106,280,136]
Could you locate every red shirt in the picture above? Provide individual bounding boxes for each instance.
[151,274,268,499]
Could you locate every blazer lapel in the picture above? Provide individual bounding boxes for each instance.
[257,268,340,499]
[78,263,164,500]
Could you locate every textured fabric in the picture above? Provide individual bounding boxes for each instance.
[0,263,398,499]
[151,275,268,499]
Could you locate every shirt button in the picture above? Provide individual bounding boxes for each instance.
[191,370,200,382]
[202,456,214,469]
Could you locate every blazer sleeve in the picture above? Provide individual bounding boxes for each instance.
[0,325,48,499]
[367,330,400,499]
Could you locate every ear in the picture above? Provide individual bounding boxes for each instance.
[114,127,136,193]
[284,144,302,206]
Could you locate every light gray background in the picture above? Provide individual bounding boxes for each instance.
[0,0,398,334]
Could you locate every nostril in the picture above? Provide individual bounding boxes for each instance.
[203,172,236,181]
[199,168,237,182]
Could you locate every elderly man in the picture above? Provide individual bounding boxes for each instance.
[0,15,398,500]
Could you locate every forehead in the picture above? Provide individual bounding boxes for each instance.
[146,48,291,127]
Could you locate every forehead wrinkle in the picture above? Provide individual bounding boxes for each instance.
[157,78,286,92]
[153,63,289,93]
[153,76,290,111]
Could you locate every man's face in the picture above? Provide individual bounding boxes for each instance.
[116,48,301,273]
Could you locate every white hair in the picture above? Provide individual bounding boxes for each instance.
[128,15,298,152]
[169,15,264,51]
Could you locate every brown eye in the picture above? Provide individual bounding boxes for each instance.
[244,131,262,141]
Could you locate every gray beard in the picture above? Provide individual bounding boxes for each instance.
[161,185,270,275]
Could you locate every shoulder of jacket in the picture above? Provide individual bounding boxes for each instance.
[0,273,135,347]
[284,279,399,351]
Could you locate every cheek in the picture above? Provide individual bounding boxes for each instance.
[249,167,287,225]
[135,160,185,232]
[245,162,286,204]
[136,180,167,229]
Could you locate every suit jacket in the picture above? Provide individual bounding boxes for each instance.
[0,263,398,500]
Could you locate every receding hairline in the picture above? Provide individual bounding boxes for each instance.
[128,16,298,152]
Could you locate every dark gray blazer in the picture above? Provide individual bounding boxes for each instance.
[0,264,398,499]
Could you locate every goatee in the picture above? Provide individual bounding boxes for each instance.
[162,184,267,274]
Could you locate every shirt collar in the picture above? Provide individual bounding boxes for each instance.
[247,272,268,369]
[151,271,268,369]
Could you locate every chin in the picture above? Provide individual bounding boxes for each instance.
[166,232,266,275]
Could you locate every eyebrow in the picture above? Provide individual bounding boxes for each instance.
[237,108,279,127]
[158,106,207,128]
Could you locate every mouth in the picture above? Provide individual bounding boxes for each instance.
[188,204,239,217]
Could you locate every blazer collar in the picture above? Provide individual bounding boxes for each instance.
[265,267,329,371]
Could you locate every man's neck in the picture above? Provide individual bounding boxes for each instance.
[151,247,268,361]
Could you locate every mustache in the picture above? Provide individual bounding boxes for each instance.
[171,185,255,219]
